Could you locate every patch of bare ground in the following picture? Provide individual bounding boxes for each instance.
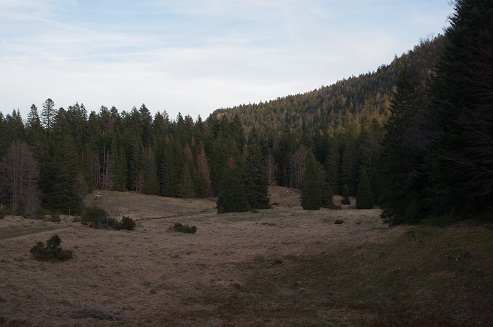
[1,187,492,326]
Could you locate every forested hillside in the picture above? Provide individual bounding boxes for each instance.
[213,36,444,135]
[0,0,491,224]
[213,37,445,201]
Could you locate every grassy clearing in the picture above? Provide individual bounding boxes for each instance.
[1,189,492,326]
[169,220,493,327]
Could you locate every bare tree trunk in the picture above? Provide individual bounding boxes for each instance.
[0,141,41,216]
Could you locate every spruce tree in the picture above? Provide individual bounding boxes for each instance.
[217,158,249,213]
[301,152,323,210]
[244,142,270,209]
[356,169,373,209]
[428,0,493,215]
[194,143,212,198]
[341,183,351,205]
[142,146,158,195]
[41,98,55,131]
[380,62,434,225]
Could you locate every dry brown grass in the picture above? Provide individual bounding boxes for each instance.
[1,187,492,326]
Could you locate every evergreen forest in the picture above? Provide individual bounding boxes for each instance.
[0,0,491,225]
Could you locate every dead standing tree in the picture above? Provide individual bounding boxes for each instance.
[0,140,41,216]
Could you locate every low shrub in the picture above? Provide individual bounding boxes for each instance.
[81,206,110,227]
[44,215,61,223]
[81,206,136,230]
[0,208,4,220]
[30,235,73,262]
[171,222,197,234]
[334,219,344,224]
[120,216,136,230]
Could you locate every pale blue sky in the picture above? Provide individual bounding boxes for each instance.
[0,0,452,119]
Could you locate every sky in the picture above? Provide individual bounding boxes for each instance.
[0,0,453,120]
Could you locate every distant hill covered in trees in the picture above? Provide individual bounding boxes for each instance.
[212,36,445,203]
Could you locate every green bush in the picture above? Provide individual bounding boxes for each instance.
[334,219,344,224]
[120,216,136,230]
[0,208,5,220]
[30,235,73,262]
[171,222,197,234]
[81,206,136,230]
[81,206,109,226]
[81,206,118,229]
[34,208,50,220]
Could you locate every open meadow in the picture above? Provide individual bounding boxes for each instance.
[1,187,492,326]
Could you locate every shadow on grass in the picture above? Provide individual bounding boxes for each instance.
[187,224,493,326]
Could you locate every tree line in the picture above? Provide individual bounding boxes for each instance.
[0,104,269,216]
[1,0,490,224]
[380,0,493,224]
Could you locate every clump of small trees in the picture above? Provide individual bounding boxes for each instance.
[301,153,335,210]
[81,206,136,230]
[30,234,72,262]
[170,222,197,234]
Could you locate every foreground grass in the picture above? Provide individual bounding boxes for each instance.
[157,220,493,327]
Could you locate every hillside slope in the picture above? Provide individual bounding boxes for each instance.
[212,36,444,136]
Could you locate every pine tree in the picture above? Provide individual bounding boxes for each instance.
[301,152,323,210]
[158,139,178,197]
[380,64,432,225]
[341,183,351,205]
[244,142,270,209]
[427,0,493,215]
[217,157,249,213]
[142,146,158,195]
[321,172,336,209]
[356,169,373,209]
[41,98,55,131]
[195,143,212,198]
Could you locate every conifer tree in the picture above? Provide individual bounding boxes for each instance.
[142,146,158,195]
[321,172,336,209]
[356,169,373,209]
[41,98,55,131]
[217,157,249,213]
[158,139,178,197]
[110,136,127,191]
[195,143,212,198]
[380,64,431,225]
[244,142,270,209]
[427,0,493,214]
[341,183,351,205]
[301,152,323,210]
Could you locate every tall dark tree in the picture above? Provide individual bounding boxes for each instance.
[356,169,373,209]
[301,152,323,210]
[142,146,158,195]
[41,98,55,131]
[428,0,493,215]
[244,142,270,209]
[4,110,25,143]
[217,157,249,213]
[380,63,433,225]
[195,142,212,198]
